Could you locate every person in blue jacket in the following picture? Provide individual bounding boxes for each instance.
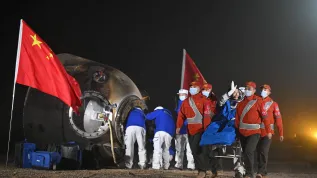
[173,89,195,170]
[124,107,147,169]
[146,106,175,170]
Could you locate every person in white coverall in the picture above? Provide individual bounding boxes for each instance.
[124,107,147,169]
[174,89,195,170]
[146,106,175,170]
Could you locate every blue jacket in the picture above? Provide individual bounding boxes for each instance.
[220,100,237,126]
[200,99,237,146]
[125,108,146,129]
[146,108,175,137]
[175,100,188,135]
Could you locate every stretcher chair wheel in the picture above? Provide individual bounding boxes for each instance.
[234,172,243,178]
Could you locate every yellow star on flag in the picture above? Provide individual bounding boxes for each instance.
[46,53,54,60]
[30,34,42,49]
[193,73,200,81]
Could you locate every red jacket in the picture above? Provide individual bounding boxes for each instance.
[235,95,270,137]
[177,93,212,135]
[204,93,218,129]
[260,96,284,137]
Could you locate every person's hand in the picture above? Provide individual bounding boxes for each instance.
[267,133,272,139]
[280,136,284,142]
[227,81,237,96]
[176,128,180,135]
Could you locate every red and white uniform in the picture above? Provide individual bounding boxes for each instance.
[260,96,283,137]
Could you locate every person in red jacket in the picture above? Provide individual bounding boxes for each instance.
[177,81,212,178]
[235,81,271,178]
[201,83,222,177]
[201,83,218,128]
[256,84,284,178]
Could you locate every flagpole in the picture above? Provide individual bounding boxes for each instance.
[6,19,23,167]
[180,49,186,89]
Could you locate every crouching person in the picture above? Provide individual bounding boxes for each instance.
[146,106,175,170]
[124,107,147,169]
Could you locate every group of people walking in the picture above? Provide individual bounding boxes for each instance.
[124,80,284,178]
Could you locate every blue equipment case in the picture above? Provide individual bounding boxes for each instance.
[31,151,61,170]
[14,142,36,168]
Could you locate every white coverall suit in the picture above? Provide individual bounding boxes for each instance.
[146,106,175,170]
[174,133,195,169]
[124,108,147,169]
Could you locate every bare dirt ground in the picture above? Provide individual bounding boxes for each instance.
[0,166,317,178]
[1,140,317,177]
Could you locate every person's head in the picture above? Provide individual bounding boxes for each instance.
[141,90,150,105]
[239,87,245,94]
[245,81,256,97]
[189,81,201,96]
[154,106,164,111]
[202,83,212,98]
[177,89,188,101]
[260,84,271,98]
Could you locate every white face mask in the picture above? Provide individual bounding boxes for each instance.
[189,87,199,95]
[202,91,210,97]
[179,95,186,101]
[261,90,268,98]
[245,90,253,97]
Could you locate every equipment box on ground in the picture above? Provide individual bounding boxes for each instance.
[14,142,36,168]
[31,151,61,170]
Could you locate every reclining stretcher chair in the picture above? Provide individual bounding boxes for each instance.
[200,117,245,178]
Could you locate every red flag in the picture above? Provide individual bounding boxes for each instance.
[15,20,82,113]
[180,49,207,90]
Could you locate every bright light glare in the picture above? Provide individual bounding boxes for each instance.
[314,132,317,139]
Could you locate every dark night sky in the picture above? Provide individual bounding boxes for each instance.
[2,0,317,148]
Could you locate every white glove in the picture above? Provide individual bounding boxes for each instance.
[227,81,237,96]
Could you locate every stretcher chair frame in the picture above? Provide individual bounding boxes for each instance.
[211,140,245,177]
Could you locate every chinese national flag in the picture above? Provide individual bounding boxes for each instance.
[180,49,207,90]
[15,20,82,113]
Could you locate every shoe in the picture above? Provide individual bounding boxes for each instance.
[187,168,195,171]
[196,170,206,178]
[171,167,182,170]
[217,170,224,175]
[256,174,263,178]
[139,165,146,170]
[211,172,218,178]
[234,172,243,178]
